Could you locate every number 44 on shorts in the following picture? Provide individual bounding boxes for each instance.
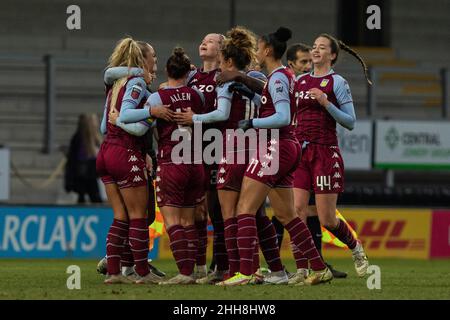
[316,175,331,191]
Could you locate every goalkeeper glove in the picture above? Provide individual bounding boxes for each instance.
[228,83,255,100]
[237,119,254,131]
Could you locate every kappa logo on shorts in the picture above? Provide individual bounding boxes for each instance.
[333,162,340,169]
[133,176,143,183]
[219,167,226,174]
[268,146,277,152]
[257,170,264,177]
[218,177,225,184]
[332,152,339,158]
[333,172,342,179]
[156,176,161,182]
[264,153,273,160]
[130,165,140,173]
[270,139,278,145]
[156,186,160,192]
[333,182,341,189]
[157,196,162,202]
[128,155,138,162]
[157,166,161,172]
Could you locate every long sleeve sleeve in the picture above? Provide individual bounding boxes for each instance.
[192,83,231,123]
[327,74,356,130]
[118,77,151,123]
[104,67,143,85]
[252,73,291,128]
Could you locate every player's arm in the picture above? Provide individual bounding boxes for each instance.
[104,67,143,85]
[115,119,152,136]
[216,70,265,94]
[229,83,262,108]
[191,83,231,123]
[115,92,164,136]
[228,71,266,107]
[240,73,290,130]
[324,102,356,130]
[310,75,356,130]
[252,93,262,108]
[118,77,152,123]
[186,69,197,85]
[100,102,107,135]
[173,87,220,125]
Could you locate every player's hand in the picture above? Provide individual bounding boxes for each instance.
[145,154,153,172]
[237,119,254,131]
[143,66,153,85]
[174,108,195,126]
[308,88,328,107]
[229,83,255,100]
[108,110,119,125]
[150,105,174,122]
[143,72,152,85]
[216,70,242,86]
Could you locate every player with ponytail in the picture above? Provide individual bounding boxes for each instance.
[218,27,331,286]
[292,33,370,281]
[97,37,163,285]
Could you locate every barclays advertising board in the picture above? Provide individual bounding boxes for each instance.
[0,206,112,258]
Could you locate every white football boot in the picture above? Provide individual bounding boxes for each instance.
[352,241,369,277]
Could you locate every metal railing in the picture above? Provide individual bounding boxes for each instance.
[0,54,106,154]
[1,54,449,155]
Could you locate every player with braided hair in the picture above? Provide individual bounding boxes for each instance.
[291,34,370,284]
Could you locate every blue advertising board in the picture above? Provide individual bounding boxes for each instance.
[0,206,158,259]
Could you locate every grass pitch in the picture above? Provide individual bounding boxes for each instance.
[0,258,449,300]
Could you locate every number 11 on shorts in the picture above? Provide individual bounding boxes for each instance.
[247,158,259,174]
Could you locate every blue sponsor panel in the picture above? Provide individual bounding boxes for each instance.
[0,206,159,259]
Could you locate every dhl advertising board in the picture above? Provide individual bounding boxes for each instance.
[320,208,450,259]
[157,208,450,260]
[321,208,432,259]
[1,206,449,259]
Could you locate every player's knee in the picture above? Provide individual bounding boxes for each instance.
[221,208,234,220]
[321,216,339,230]
[274,215,288,225]
[195,205,206,221]
[275,211,297,226]
[295,205,308,221]
[127,210,147,220]
[236,200,248,215]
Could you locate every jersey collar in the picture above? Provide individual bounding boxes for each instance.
[267,65,286,77]
[199,67,219,74]
[310,68,335,78]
